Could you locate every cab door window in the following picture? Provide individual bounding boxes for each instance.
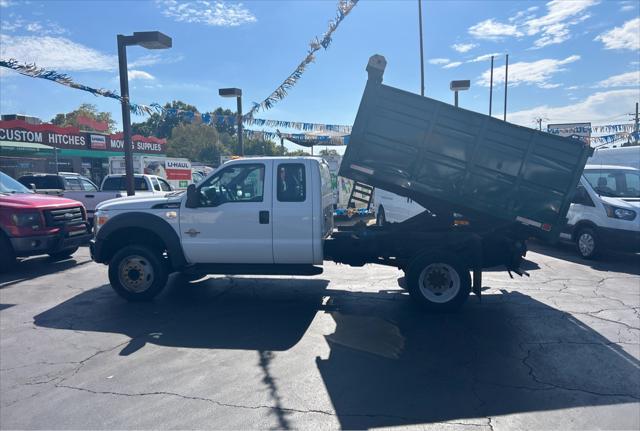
[198,164,265,207]
[277,164,306,202]
[80,178,98,191]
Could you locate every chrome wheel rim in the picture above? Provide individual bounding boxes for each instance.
[417,263,460,304]
[118,255,154,293]
[578,233,595,257]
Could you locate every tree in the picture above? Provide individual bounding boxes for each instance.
[286,149,312,156]
[51,103,115,133]
[210,107,237,136]
[131,100,198,138]
[319,148,339,156]
[166,123,229,165]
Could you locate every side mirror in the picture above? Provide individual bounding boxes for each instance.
[28,183,36,191]
[185,184,199,208]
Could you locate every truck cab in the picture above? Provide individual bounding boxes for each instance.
[91,157,334,300]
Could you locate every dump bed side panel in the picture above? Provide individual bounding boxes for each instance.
[339,55,593,241]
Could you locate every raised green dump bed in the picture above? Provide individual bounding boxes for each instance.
[340,55,593,241]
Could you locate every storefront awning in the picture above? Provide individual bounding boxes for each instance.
[0,140,54,152]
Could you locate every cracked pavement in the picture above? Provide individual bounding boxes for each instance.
[1,243,638,429]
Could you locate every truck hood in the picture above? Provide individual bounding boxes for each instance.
[600,195,640,210]
[0,192,83,209]
[96,194,183,211]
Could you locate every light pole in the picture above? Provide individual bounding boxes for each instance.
[117,31,172,196]
[218,88,244,156]
[450,80,470,107]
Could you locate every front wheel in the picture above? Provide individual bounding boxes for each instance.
[575,227,600,259]
[406,253,471,312]
[0,235,16,273]
[108,245,168,301]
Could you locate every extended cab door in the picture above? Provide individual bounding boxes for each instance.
[179,161,273,264]
[272,160,313,263]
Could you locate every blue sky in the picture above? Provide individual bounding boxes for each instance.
[1,0,638,150]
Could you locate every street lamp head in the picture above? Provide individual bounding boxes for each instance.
[450,80,471,91]
[131,31,172,49]
[219,88,242,98]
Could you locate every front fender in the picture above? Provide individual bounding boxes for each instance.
[93,212,187,269]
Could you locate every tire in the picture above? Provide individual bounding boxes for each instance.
[0,234,16,273]
[406,252,471,312]
[48,246,79,261]
[108,245,168,301]
[575,227,600,259]
[376,206,386,226]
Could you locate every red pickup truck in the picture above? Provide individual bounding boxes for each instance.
[0,171,92,272]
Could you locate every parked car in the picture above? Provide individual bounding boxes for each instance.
[561,164,640,259]
[100,174,173,194]
[374,188,425,225]
[0,171,92,272]
[18,172,117,224]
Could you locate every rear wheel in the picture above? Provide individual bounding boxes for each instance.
[406,253,470,312]
[0,235,16,273]
[48,246,79,261]
[575,227,600,259]
[108,245,168,301]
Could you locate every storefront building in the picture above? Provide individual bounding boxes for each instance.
[0,119,166,185]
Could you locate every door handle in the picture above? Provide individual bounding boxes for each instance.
[259,211,270,224]
[85,194,95,198]
[184,228,201,237]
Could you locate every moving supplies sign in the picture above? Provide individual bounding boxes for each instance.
[0,120,166,154]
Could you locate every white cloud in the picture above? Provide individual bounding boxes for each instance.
[128,70,155,80]
[468,52,501,63]
[0,0,14,7]
[468,0,596,47]
[128,53,184,68]
[507,89,639,126]
[1,16,68,36]
[525,0,597,48]
[157,0,256,27]
[620,1,635,12]
[428,58,450,65]
[469,19,522,40]
[0,34,116,71]
[452,43,476,53]
[538,82,562,89]
[443,61,462,69]
[477,55,580,88]
[595,17,640,50]
[594,71,640,88]
[566,85,580,90]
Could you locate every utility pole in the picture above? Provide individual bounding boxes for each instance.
[537,118,543,131]
[489,55,494,116]
[503,54,509,121]
[418,0,425,96]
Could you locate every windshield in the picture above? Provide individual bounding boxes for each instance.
[102,177,150,191]
[0,171,34,194]
[584,169,640,198]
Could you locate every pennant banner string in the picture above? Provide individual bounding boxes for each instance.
[245,0,359,118]
[1,58,163,116]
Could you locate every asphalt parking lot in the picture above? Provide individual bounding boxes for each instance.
[1,243,639,430]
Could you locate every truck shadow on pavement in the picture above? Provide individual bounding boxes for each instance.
[529,240,640,276]
[34,276,640,429]
[0,253,92,289]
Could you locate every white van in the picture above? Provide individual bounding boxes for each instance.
[561,164,640,259]
[373,188,425,225]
